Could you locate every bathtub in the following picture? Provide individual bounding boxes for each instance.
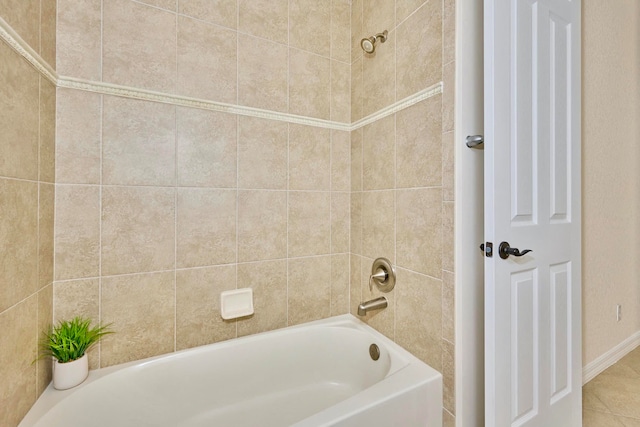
[19,314,442,427]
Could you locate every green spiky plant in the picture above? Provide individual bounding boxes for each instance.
[38,317,113,363]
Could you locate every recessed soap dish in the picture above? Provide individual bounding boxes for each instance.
[220,288,254,320]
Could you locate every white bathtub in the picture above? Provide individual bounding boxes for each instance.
[20,315,442,427]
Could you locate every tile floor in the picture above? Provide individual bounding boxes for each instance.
[583,345,640,426]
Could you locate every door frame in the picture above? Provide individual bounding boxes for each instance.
[454,0,485,425]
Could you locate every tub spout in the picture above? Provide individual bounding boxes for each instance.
[357,296,388,316]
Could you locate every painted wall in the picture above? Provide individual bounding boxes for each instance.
[53,0,352,368]
[582,0,640,366]
[349,0,455,424]
[0,1,56,424]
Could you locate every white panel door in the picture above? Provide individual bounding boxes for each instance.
[484,0,581,426]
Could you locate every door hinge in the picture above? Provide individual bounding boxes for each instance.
[480,242,493,257]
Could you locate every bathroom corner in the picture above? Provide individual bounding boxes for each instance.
[349,0,456,423]
[0,0,57,424]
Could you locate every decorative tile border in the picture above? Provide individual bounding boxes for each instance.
[1,16,441,132]
[0,16,57,84]
[351,83,443,131]
[57,76,353,132]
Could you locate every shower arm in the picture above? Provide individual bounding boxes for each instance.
[373,31,388,43]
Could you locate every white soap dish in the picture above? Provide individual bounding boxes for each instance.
[220,288,254,320]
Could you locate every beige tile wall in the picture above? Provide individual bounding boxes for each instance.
[53,88,351,368]
[0,0,457,425]
[0,1,56,423]
[49,0,457,424]
[57,0,352,123]
[0,0,56,67]
[54,0,352,370]
[350,0,456,422]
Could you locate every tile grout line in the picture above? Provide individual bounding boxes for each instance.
[53,183,353,192]
[286,121,290,327]
[173,6,178,350]
[173,171,178,352]
[359,86,363,308]
[329,0,333,126]
[38,0,42,63]
[49,251,352,285]
[100,0,103,82]
[347,0,352,312]
[35,64,42,399]
[440,0,446,393]
[234,6,240,332]
[51,0,60,344]
[285,2,290,328]
[96,0,104,369]
[174,0,179,354]
[329,2,333,316]
[235,2,239,339]
[0,176,44,184]
[393,101,397,342]
[98,90,104,368]
[392,8,399,336]
[330,128,339,308]
[286,1,290,117]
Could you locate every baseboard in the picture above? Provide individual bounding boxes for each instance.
[583,331,640,384]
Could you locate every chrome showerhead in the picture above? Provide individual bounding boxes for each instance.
[360,30,388,54]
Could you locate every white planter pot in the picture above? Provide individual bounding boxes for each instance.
[53,354,89,390]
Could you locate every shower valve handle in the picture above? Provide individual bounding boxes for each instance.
[369,269,388,292]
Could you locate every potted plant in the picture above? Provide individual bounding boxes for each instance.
[38,317,113,390]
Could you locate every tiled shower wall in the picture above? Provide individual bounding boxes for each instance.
[53,0,353,368]
[0,1,56,425]
[349,0,456,424]
[41,0,454,424]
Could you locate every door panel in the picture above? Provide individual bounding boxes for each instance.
[484,0,581,425]
[511,268,538,424]
[550,262,571,402]
[549,13,572,223]
[512,0,537,225]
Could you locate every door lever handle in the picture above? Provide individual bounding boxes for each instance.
[498,241,532,259]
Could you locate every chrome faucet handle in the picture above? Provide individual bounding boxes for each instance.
[369,269,387,292]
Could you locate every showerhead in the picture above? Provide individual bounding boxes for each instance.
[360,30,388,54]
[361,37,375,53]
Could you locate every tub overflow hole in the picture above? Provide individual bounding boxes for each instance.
[369,344,380,361]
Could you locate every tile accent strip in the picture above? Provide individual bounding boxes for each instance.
[57,76,353,131]
[0,17,442,132]
[0,16,57,84]
[351,83,443,131]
